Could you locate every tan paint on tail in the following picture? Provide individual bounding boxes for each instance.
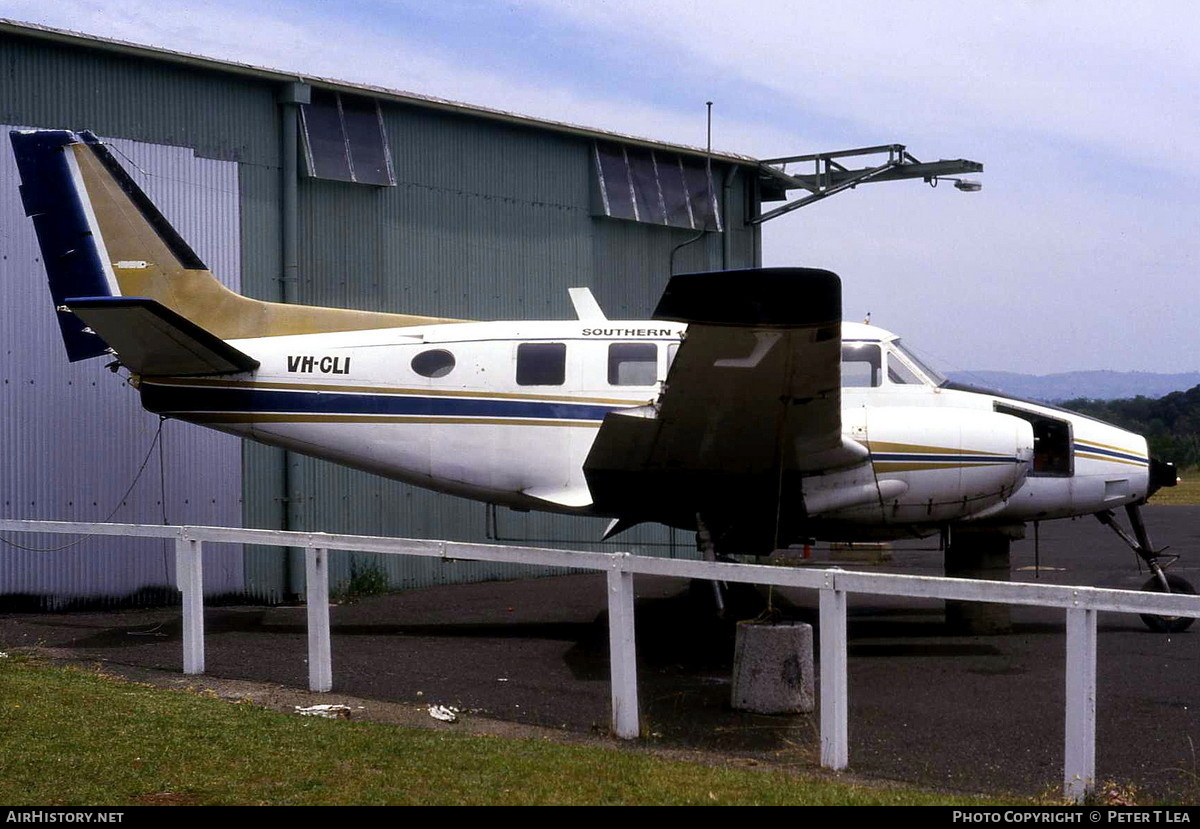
[70,143,464,338]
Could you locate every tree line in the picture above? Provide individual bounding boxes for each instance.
[1064,385,1200,470]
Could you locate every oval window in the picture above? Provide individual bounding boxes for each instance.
[411,349,456,378]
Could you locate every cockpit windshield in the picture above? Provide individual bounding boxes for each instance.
[841,342,882,387]
[842,339,948,389]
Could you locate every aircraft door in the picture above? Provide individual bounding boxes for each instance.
[994,404,1073,476]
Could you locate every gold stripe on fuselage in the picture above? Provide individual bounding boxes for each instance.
[181,413,605,427]
[866,441,1008,456]
[143,376,646,407]
[1080,434,1142,453]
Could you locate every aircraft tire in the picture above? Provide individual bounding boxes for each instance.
[1138,573,1196,633]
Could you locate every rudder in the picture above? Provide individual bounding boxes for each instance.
[11,129,120,360]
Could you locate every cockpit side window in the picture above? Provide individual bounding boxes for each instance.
[886,351,924,385]
[841,343,882,388]
[894,340,947,386]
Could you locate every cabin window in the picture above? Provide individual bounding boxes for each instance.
[841,343,882,388]
[995,404,1073,476]
[517,343,566,386]
[300,89,395,186]
[608,343,658,386]
[411,349,455,378]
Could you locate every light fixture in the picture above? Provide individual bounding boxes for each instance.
[926,176,982,192]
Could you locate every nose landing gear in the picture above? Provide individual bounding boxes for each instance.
[1095,504,1195,633]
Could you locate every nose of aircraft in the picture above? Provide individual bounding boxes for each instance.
[1148,457,1179,496]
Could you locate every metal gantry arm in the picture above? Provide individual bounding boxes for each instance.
[752,143,984,224]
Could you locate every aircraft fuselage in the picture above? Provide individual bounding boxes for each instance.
[135,318,1153,544]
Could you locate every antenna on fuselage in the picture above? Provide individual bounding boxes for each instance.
[668,101,714,276]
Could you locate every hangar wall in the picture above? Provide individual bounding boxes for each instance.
[0,24,763,602]
[0,126,245,603]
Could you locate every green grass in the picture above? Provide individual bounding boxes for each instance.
[1148,471,1200,506]
[0,654,1010,806]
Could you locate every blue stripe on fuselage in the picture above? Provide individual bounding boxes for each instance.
[1072,443,1147,464]
[139,383,620,422]
[870,453,1021,464]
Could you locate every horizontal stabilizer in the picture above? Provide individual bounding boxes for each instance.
[65,297,260,376]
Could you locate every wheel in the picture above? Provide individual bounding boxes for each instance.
[1139,573,1197,633]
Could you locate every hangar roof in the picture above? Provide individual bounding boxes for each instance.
[0,18,760,167]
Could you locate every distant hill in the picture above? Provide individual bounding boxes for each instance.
[946,370,1200,403]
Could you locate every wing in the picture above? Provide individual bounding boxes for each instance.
[583,268,866,551]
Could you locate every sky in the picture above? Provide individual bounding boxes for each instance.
[1,0,1197,375]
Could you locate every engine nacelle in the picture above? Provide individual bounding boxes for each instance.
[816,407,1034,524]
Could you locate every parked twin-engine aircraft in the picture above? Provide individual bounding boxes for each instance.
[9,129,1194,630]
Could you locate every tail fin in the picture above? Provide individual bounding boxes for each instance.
[10,129,460,361]
[11,130,120,360]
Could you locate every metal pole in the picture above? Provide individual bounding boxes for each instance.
[668,101,713,276]
[279,82,309,599]
[1064,606,1097,802]
[606,563,639,738]
[819,580,849,769]
[721,166,736,269]
[306,546,332,692]
[174,536,205,675]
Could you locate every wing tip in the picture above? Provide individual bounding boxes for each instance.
[654,267,841,327]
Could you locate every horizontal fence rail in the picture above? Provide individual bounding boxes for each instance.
[2,518,1198,802]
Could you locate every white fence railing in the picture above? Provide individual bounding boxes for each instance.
[2,518,1198,802]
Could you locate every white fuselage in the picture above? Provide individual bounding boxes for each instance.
[136,319,1151,541]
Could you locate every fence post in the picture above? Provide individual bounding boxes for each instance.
[174,535,205,675]
[606,561,639,738]
[306,546,332,692]
[819,575,848,770]
[1064,606,1097,802]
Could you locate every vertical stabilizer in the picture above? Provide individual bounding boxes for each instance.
[11,129,120,360]
[10,129,463,361]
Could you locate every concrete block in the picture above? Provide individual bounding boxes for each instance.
[946,530,1012,634]
[731,621,814,714]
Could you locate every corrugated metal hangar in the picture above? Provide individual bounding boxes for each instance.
[0,19,768,604]
[0,20,979,605]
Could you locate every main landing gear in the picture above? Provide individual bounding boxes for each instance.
[1096,504,1196,633]
[695,515,726,617]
